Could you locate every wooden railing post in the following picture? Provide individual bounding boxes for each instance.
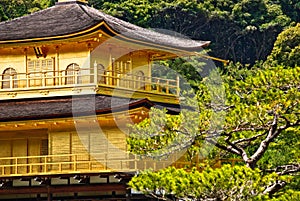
[156,79,160,92]
[106,71,110,85]
[166,80,169,94]
[10,75,13,89]
[15,158,18,174]
[117,73,120,86]
[44,156,47,173]
[73,155,77,171]
[26,73,29,88]
[42,72,46,87]
[59,71,62,86]
[176,75,180,96]
[94,61,98,84]
[75,71,78,85]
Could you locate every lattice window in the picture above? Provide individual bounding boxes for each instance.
[97,64,106,84]
[65,63,80,85]
[27,58,54,77]
[2,68,18,89]
[136,70,145,90]
[41,139,49,156]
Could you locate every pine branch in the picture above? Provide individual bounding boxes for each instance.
[265,163,300,175]
[263,180,287,197]
[232,132,267,144]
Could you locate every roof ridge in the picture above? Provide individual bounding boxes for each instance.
[56,0,88,6]
[78,3,100,23]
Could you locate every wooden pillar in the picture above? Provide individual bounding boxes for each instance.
[55,46,60,86]
[147,54,152,91]
[87,43,93,84]
[37,194,41,201]
[108,47,113,85]
[126,187,132,201]
[24,48,28,88]
[47,193,52,201]
[94,60,98,84]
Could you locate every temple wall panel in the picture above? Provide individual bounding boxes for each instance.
[90,132,108,154]
[0,140,12,174]
[12,139,27,173]
[48,126,128,171]
[58,43,90,70]
[0,130,47,174]
[49,127,127,156]
[0,52,25,74]
[28,139,42,173]
[49,131,71,155]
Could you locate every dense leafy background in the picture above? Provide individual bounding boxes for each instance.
[1,1,299,200]
[1,0,299,65]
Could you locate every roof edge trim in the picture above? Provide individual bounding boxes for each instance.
[56,0,88,5]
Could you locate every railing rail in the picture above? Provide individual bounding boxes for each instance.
[0,67,180,96]
[0,153,176,176]
[0,153,243,177]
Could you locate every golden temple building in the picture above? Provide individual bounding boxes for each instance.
[0,0,210,200]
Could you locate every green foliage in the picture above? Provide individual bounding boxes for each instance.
[127,106,208,160]
[129,165,279,200]
[270,190,300,201]
[100,0,292,65]
[0,5,8,22]
[266,23,300,67]
[101,0,160,27]
[129,64,300,165]
[0,0,54,21]
[128,63,300,198]
[258,129,300,170]
[3,0,297,65]
[278,0,300,22]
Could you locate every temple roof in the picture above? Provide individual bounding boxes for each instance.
[0,95,180,122]
[0,1,209,51]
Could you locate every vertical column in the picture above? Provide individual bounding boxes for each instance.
[147,54,152,91]
[24,48,29,88]
[176,76,180,96]
[55,46,60,86]
[129,53,133,89]
[107,47,113,85]
[94,60,98,85]
[47,192,52,201]
[119,61,123,87]
[126,187,132,201]
[87,43,93,84]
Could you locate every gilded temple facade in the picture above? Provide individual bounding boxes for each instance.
[0,0,210,200]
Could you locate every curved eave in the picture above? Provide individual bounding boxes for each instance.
[0,21,105,47]
[101,22,211,53]
[0,20,209,54]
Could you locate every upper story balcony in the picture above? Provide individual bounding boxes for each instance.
[0,64,180,104]
[0,152,242,178]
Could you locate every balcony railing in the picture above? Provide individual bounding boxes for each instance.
[0,153,180,177]
[0,67,180,97]
[0,153,243,177]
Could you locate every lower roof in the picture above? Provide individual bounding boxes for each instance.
[0,95,180,122]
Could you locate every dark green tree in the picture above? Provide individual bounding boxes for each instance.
[266,23,300,67]
[100,0,292,65]
[128,63,300,200]
[126,22,300,200]
[0,0,54,20]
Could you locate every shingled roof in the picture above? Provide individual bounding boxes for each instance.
[0,95,180,122]
[0,0,209,51]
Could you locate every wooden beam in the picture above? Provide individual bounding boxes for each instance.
[0,183,126,195]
